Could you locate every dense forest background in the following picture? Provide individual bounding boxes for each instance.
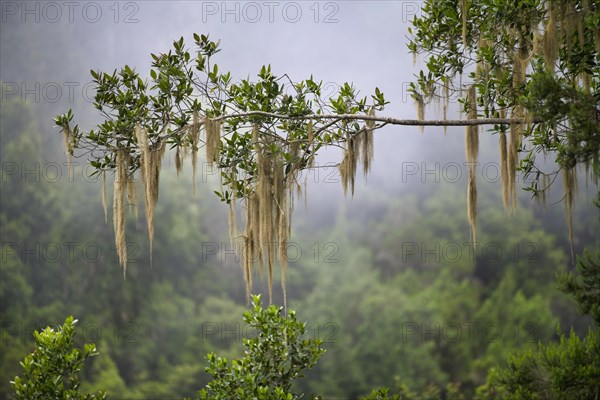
[1,3,598,399]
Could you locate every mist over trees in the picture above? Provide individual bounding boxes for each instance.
[1,1,598,399]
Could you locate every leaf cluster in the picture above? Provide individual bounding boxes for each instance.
[408,0,599,194]
[10,316,107,400]
[197,295,325,400]
[55,34,388,201]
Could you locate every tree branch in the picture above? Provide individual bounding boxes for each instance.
[211,111,541,127]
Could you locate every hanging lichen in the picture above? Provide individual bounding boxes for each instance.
[460,0,468,48]
[273,155,284,230]
[175,147,183,176]
[135,125,150,200]
[532,27,541,57]
[277,173,289,311]
[337,112,377,195]
[289,140,303,199]
[126,167,138,220]
[307,120,315,168]
[253,124,274,303]
[235,124,295,307]
[339,127,358,196]
[414,92,425,133]
[513,47,527,89]
[361,108,376,177]
[243,192,257,302]
[102,171,108,224]
[148,141,166,263]
[534,173,551,210]
[475,37,485,82]
[228,187,239,253]
[279,144,296,310]
[465,85,479,245]
[189,111,202,195]
[135,124,166,265]
[113,148,128,276]
[507,103,525,212]
[576,10,585,51]
[543,6,558,72]
[255,126,270,256]
[205,117,214,164]
[467,167,477,245]
[466,86,479,161]
[205,117,222,167]
[563,167,577,263]
[507,123,519,211]
[499,131,509,210]
[564,2,577,53]
[62,124,73,180]
[442,80,450,134]
[581,73,591,94]
[264,199,275,305]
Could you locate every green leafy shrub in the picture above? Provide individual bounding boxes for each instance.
[484,328,600,399]
[10,316,107,400]
[197,295,325,400]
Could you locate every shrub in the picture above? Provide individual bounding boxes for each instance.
[197,295,325,400]
[10,316,107,400]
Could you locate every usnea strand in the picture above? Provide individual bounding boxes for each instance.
[465,85,478,246]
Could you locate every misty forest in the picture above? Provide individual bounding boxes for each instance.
[1,1,599,399]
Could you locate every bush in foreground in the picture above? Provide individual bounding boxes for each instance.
[10,316,107,400]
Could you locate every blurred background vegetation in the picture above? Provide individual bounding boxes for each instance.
[1,9,597,400]
[2,92,596,398]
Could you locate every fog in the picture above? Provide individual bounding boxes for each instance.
[1,1,597,398]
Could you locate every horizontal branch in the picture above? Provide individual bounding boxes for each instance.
[212,111,541,127]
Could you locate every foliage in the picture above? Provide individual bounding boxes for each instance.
[521,71,599,170]
[479,192,600,399]
[54,2,599,299]
[78,340,127,397]
[362,382,467,400]
[362,387,403,400]
[407,8,599,398]
[557,246,600,325]
[197,294,325,400]
[53,33,386,203]
[1,120,595,398]
[484,328,600,399]
[10,316,107,400]
[293,185,569,397]
[481,257,600,399]
[408,0,600,194]
[3,4,599,399]
[0,96,246,398]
